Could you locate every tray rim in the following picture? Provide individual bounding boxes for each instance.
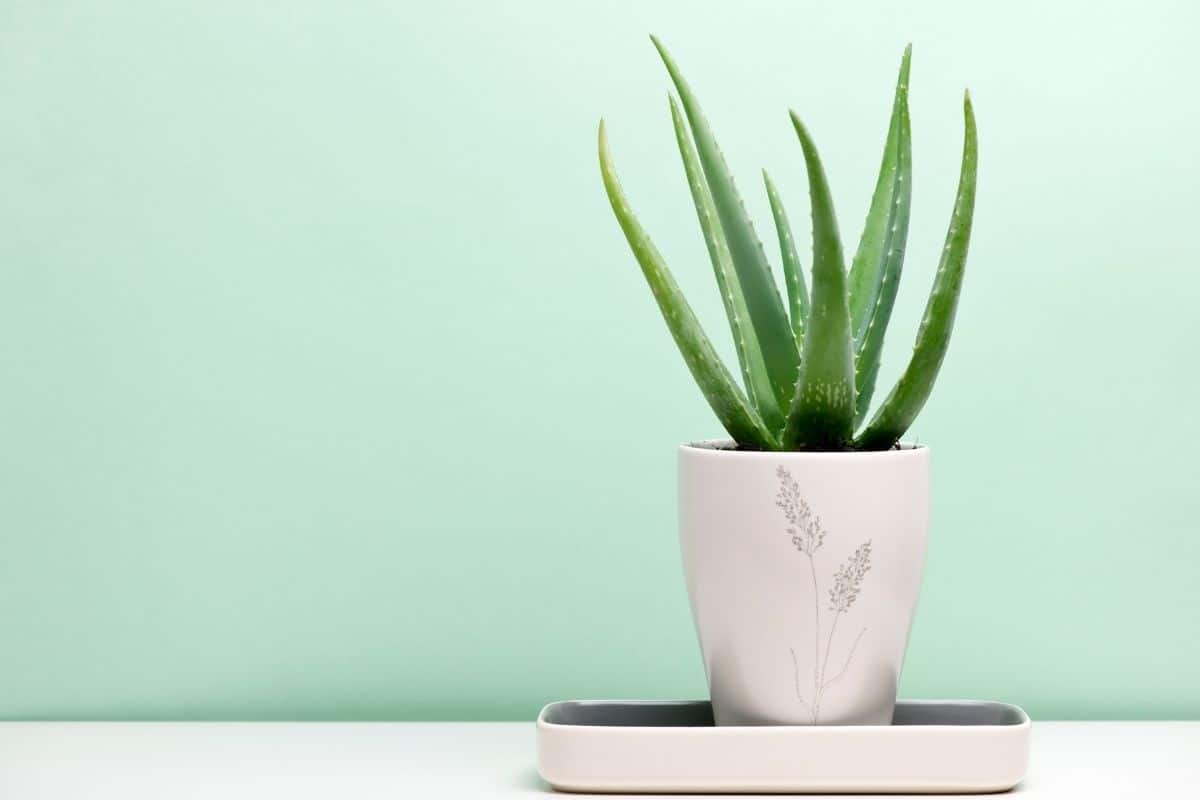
[536,698,1032,794]
[537,698,1031,731]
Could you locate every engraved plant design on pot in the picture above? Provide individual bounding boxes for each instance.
[775,467,872,724]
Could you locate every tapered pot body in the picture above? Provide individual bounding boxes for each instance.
[679,442,930,725]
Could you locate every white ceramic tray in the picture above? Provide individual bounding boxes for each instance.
[537,699,1030,794]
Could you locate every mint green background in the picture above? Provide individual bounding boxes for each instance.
[2,1,1197,720]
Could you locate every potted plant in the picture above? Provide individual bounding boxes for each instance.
[598,38,977,725]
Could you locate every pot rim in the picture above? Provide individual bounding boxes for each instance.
[680,439,928,460]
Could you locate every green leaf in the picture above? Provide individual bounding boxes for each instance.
[854,49,913,424]
[763,170,809,342]
[669,96,784,432]
[781,113,855,450]
[847,46,912,341]
[598,121,778,450]
[651,36,799,413]
[855,92,978,451]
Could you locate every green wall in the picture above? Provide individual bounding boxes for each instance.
[2,0,1197,720]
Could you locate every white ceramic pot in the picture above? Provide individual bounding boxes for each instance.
[679,441,930,726]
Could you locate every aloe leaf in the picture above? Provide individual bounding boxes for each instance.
[854,54,913,424]
[598,121,778,449]
[651,36,799,412]
[855,93,978,451]
[763,170,809,342]
[847,46,912,342]
[781,113,855,450]
[669,96,784,432]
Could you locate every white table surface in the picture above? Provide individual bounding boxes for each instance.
[0,721,1195,798]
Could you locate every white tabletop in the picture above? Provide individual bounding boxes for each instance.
[0,721,1195,798]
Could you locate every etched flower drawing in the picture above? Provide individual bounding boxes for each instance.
[829,541,872,614]
[776,466,872,723]
[775,467,825,555]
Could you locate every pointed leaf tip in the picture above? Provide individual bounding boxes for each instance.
[788,110,810,141]
[650,34,668,60]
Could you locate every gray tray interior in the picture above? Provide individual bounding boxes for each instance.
[542,700,1027,727]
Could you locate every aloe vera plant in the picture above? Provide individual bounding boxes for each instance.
[599,38,977,451]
